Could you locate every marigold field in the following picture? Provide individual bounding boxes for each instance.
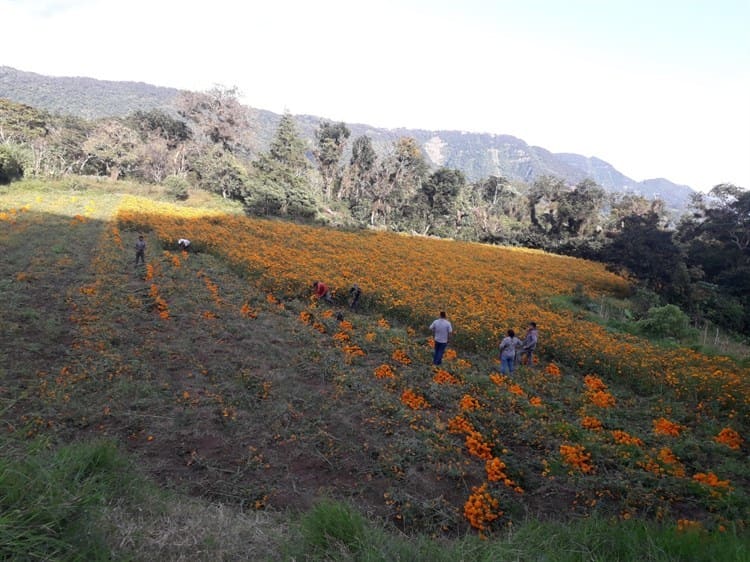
[1,184,748,550]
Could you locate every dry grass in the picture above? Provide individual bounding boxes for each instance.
[101,498,289,561]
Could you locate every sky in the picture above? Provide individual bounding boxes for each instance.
[2,0,749,191]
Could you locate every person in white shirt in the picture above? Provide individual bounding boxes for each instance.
[429,311,453,366]
[499,329,522,375]
[177,238,191,251]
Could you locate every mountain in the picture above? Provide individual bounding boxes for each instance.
[0,66,179,119]
[0,66,694,210]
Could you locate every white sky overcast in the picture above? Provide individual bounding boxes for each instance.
[2,0,749,190]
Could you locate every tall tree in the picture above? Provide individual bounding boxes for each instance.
[83,119,140,180]
[340,134,377,212]
[176,87,250,156]
[556,179,606,238]
[248,113,316,217]
[602,212,689,299]
[415,167,466,235]
[366,137,427,228]
[677,184,750,330]
[314,120,350,200]
[527,175,566,233]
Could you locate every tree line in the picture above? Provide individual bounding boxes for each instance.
[1,91,748,338]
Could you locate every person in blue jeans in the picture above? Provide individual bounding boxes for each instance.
[499,329,522,375]
[429,311,453,365]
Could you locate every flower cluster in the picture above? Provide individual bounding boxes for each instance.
[459,394,481,411]
[433,369,460,385]
[560,444,594,474]
[465,431,493,460]
[148,284,169,320]
[581,416,603,431]
[713,428,742,450]
[692,471,731,490]
[464,484,501,532]
[447,415,475,435]
[374,364,396,379]
[611,430,644,447]
[401,389,429,410]
[653,417,684,437]
[486,457,523,493]
[391,349,411,365]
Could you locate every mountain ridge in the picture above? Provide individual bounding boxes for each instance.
[0,65,694,210]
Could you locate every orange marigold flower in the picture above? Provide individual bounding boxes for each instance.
[529,396,543,407]
[583,374,607,392]
[692,471,731,489]
[545,363,561,376]
[374,364,396,379]
[676,519,702,532]
[401,388,429,410]
[240,303,258,318]
[443,348,457,361]
[611,430,644,447]
[588,390,616,408]
[342,344,365,357]
[433,369,460,385]
[658,447,686,477]
[560,443,594,474]
[485,457,508,481]
[298,311,312,324]
[653,417,684,437]
[447,415,475,435]
[713,428,743,450]
[377,318,390,329]
[464,483,501,531]
[581,416,603,431]
[391,349,411,365]
[465,431,493,460]
[489,373,507,387]
[459,394,481,411]
[508,384,525,397]
[333,331,351,342]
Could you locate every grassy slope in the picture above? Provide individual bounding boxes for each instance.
[0,179,748,560]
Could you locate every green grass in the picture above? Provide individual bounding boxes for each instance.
[0,440,137,561]
[287,500,749,561]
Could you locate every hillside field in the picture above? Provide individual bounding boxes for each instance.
[1,178,748,560]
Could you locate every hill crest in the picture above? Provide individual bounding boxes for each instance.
[0,65,693,210]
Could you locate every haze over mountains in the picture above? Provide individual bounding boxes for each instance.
[0,65,694,210]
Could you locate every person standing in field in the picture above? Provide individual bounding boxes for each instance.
[521,321,539,367]
[429,311,453,366]
[312,281,334,304]
[349,283,362,309]
[177,238,191,251]
[499,329,522,375]
[135,235,146,267]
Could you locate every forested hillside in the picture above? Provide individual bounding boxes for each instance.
[0,66,694,209]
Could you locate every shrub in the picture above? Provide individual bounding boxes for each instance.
[0,144,27,184]
[163,175,190,201]
[637,304,696,340]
